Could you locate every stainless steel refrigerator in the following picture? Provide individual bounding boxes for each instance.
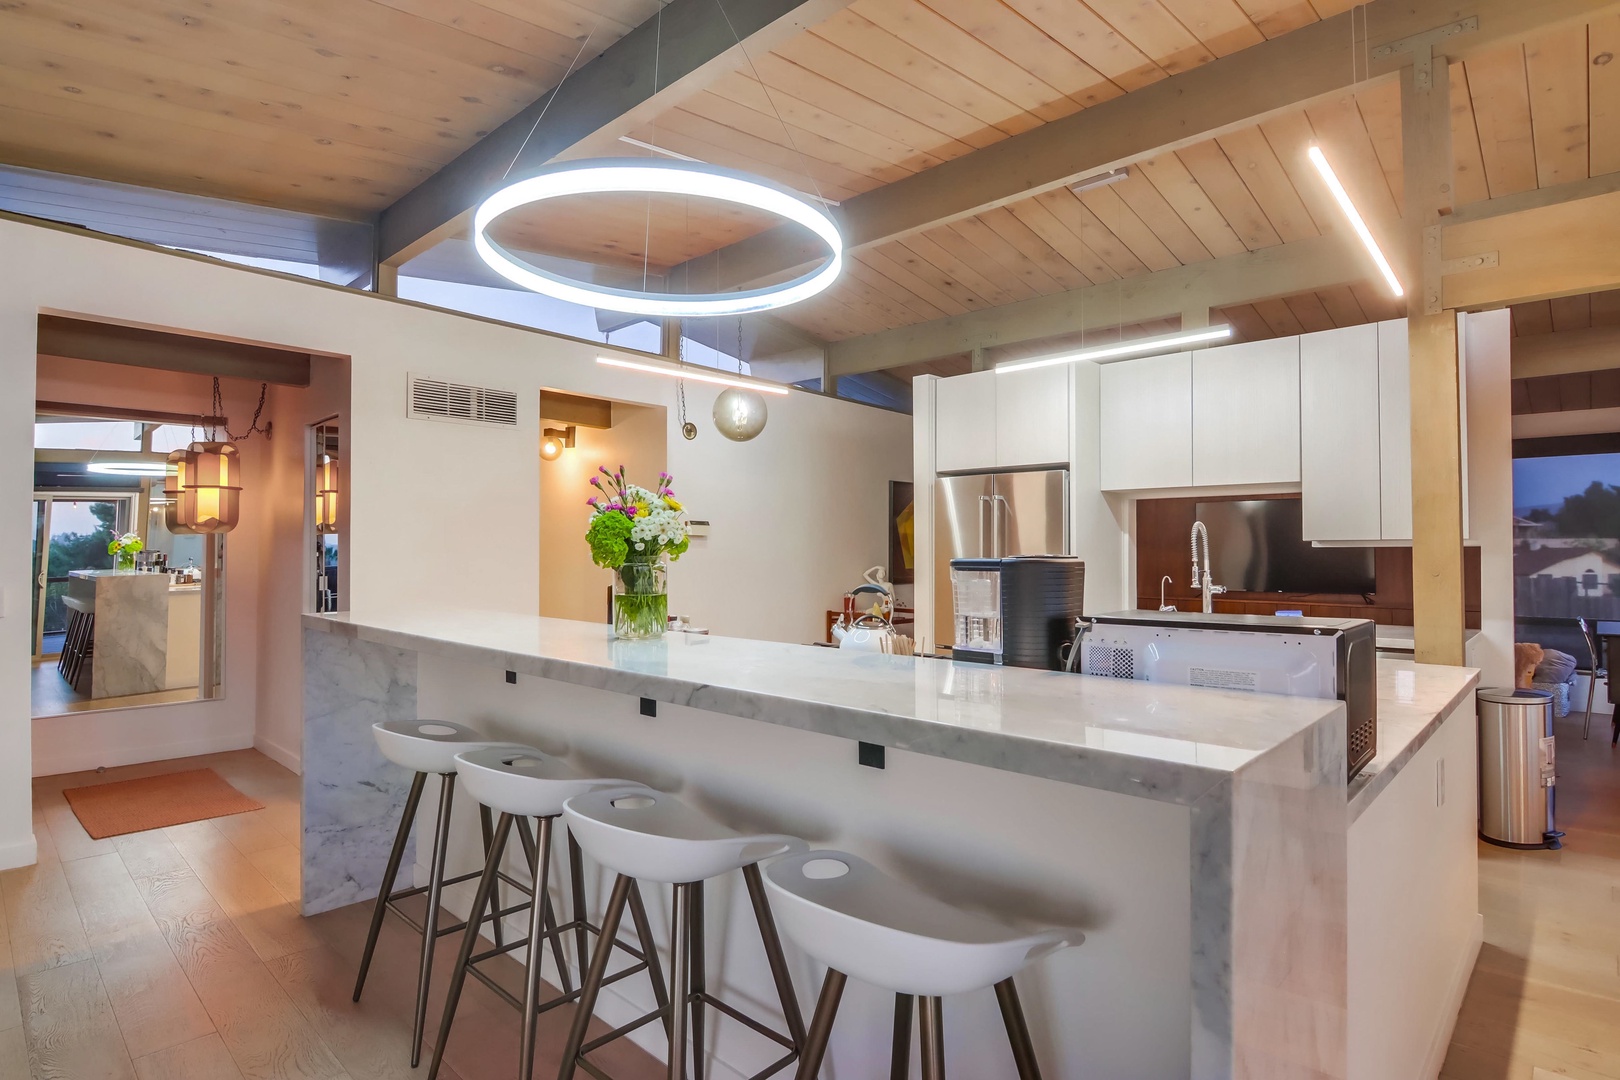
[934,469,1069,650]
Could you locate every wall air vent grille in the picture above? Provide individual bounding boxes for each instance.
[407,374,519,427]
[1088,645,1136,680]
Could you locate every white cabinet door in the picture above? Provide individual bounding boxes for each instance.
[1191,336,1301,487]
[1100,352,1193,491]
[1378,319,1413,541]
[1300,324,1382,542]
[935,368,997,473]
[995,365,1071,468]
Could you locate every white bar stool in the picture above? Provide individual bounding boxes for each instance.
[762,849,1076,1080]
[558,787,809,1080]
[354,719,532,1066]
[427,748,666,1080]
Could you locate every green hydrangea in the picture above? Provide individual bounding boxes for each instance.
[586,510,634,569]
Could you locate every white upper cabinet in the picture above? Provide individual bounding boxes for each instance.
[1100,351,1193,491]
[1300,324,1383,542]
[1378,319,1414,541]
[1191,337,1301,487]
[995,365,1071,468]
[935,368,997,473]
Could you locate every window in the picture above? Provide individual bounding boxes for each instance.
[1512,452,1620,620]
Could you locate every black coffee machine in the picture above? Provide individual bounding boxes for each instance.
[948,555,1085,670]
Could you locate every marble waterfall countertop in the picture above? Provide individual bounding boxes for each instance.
[307,610,1360,807]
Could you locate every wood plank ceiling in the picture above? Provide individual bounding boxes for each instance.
[0,0,662,218]
[599,6,1615,347]
[2,0,1615,355]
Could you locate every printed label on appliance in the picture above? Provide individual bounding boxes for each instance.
[1188,667,1259,692]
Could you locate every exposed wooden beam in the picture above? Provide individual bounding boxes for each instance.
[826,234,1366,374]
[1441,186,1620,309]
[375,0,855,265]
[674,0,1618,290]
[1403,58,1466,667]
[1512,325,1620,379]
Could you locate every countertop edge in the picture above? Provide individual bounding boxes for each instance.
[303,614,1240,806]
[1347,666,1481,822]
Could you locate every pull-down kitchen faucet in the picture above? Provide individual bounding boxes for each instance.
[1189,521,1226,614]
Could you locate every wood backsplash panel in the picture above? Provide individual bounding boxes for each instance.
[1135,493,1481,628]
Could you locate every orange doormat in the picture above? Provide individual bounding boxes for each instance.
[62,768,265,839]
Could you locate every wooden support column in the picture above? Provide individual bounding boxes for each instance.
[1402,52,1465,666]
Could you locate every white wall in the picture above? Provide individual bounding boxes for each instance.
[0,216,911,864]
[1464,310,1515,689]
[29,359,275,776]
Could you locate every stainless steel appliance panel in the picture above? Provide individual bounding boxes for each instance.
[934,470,1068,652]
[935,474,995,652]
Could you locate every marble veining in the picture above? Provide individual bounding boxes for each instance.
[88,572,170,698]
[1348,661,1480,821]
[307,609,1345,806]
[301,628,419,915]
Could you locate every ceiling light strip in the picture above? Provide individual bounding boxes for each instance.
[1069,167,1130,194]
[1307,146,1404,298]
[994,325,1234,374]
[597,356,791,395]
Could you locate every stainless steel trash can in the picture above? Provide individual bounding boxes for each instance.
[1477,687,1563,850]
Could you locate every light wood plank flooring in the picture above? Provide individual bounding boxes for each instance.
[1443,710,1620,1079]
[1,750,660,1080]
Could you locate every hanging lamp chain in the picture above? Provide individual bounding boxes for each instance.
[209,376,272,444]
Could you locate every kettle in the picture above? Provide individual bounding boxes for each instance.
[832,612,893,651]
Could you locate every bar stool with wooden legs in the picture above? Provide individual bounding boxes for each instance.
[762,849,1076,1080]
[352,719,534,1067]
[426,748,668,1080]
[558,787,809,1080]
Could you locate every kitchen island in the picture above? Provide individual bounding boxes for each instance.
[302,611,1480,1080]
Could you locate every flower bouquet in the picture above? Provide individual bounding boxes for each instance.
[108,532,144,571]
[587,467,690,639]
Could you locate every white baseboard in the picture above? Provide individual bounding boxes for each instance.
[254,734,302,775]
[32,731,255,777]
[0,834,39,871]
[1421,913,1485,1080]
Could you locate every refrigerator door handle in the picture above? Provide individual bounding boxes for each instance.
[978,494,991,556]
[991,494,1010,558]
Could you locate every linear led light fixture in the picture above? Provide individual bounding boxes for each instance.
[1069,167,1130,194]
[1307,146,1404,298]
[995,325,1234,374]
[597,355,791,395]
[87,461,169,476]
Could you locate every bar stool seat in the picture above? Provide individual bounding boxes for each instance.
[762,849,1077,1080]
[563,786,802,883]
[354,719,533,1068]
[558,788,809,1080]
[428,750,662,1080]
[372,718,518,774]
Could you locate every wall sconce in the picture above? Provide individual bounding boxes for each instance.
[164,441,242,534]
[540,425,576,462]
[316,453,340,534]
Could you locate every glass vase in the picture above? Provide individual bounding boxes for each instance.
[614,558,668,640]
[115,551,136,571]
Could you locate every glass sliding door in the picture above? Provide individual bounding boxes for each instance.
[32,494,132,659]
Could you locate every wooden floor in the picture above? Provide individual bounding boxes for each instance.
[0,749,660,1080]
[8,724,1620,1079]
[30,659,198,718]
[1442,710,1620,1079]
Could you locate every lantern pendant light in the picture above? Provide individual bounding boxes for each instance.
[315,453,340,534]
[165,441,242,535]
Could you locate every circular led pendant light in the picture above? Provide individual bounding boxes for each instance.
[473,158,843,318]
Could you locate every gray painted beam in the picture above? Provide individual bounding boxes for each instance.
[826,235,1366,374]
[376,0,854,264]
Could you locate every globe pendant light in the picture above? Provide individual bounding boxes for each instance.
[713,387,768,442]
[165,441,242,535]
[315,453,340,534]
